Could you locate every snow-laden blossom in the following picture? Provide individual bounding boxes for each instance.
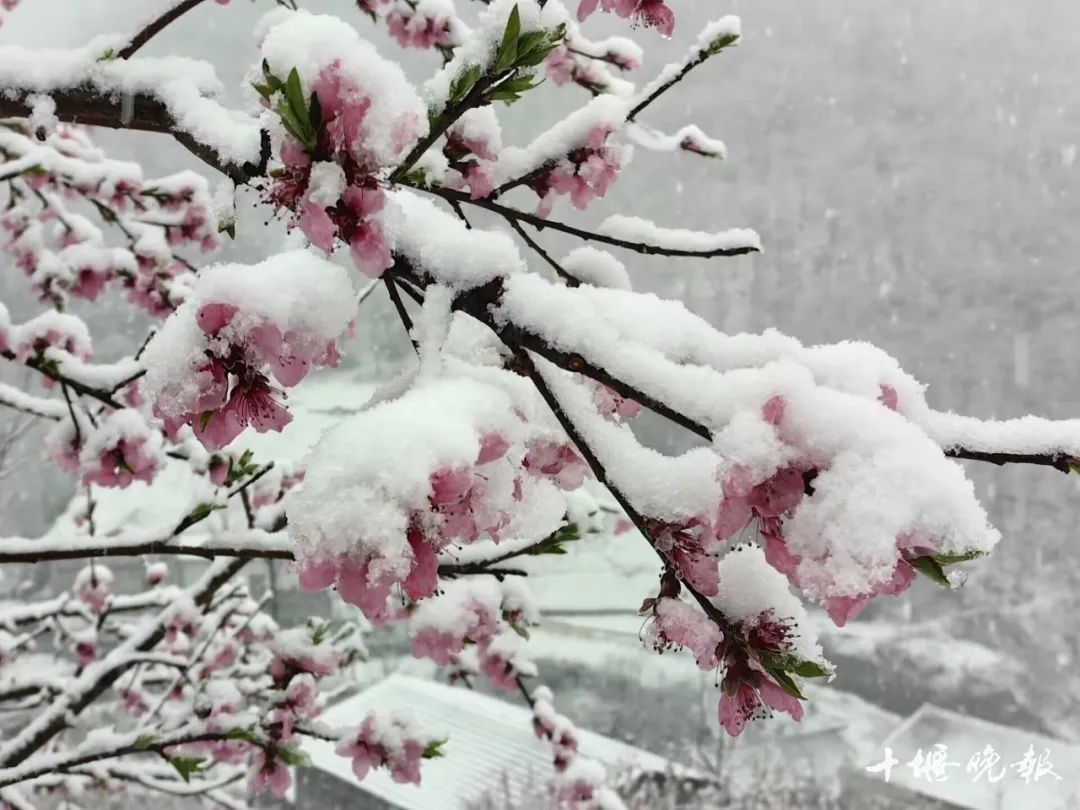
[532,125,626,218]
[334,713,436,785]
[644,597,722,670]
[577,0,675,38]
[79,409,164,488]
[386,0,458,50]
[142,252,354,450]
[259,12,425,277]
[409,578,538,689]
[249,749,292,798]
[73,564,113,612]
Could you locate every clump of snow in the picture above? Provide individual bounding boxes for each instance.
[258,9,427,166]
[560,247,631,290]
[385,190,526,288]
[597,214,761,254]
[715,544,824,665]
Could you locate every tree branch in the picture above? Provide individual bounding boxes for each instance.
[0,558,247,770]
[0,88,270,185]
[118,0,213,60]
[408,183,760,258]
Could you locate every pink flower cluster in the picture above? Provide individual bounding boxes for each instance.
[297,431,543,622]
[386,1,456,50]
[73,565,112,613]
[267,628,343,686]
[530,686,580,771]
[717,609,808,736]
[249,749,292,798]
[443,120,499,201]
[714,394,928,627]
[545,41,639,92]
[267,60,417,277]
[154,301,342,450]
[523,437,589,490]
[577,0,675,38]
[717,663,804,737]
[409,580,537,691]
[644,596,723,670]
[79,410,163,489]
[0,124,216,315]
[335,714,433,785]
[9,312,92,377]
[530,126,625,218]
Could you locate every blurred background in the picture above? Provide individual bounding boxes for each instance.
[2,1,1079,807]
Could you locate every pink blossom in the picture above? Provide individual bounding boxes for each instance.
[208,455,230,486]
[299,199,337,254]
[82,434,160,489]
[402,532,440,601]
[73,639,96,668]
[335,715,428,785]
[577,0,675,37]
[592,384,642,421]
[335,555,395,621]
[70,267,111,301]
[410,627,464,666]
[879,383,899,411]
[718,671,803,737]
[523,439,588,490]
[195,379,292,450]
[530,126,624,214]
[670,540,719,597]
[195,302,237,335]
[297,557,337,592]
[647,598,722,669]
[249,749,292,798]
[717,678,758,737]
[477,431,510,464]
[821,594,871,627]
[74,566,112,612]
[387,5,452,50]
[746,466,805,518]
[545,46,577,85]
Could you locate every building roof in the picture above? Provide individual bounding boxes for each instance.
[871,703,1080,809]
[300,674,672,810]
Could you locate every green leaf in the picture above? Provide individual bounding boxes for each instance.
[705,30,741,57]
[277,746,309,767]
[218,219,236,240]
[423,739,447,759]
[285,68,307,119]
[185,501,226,524]
[931,550,984,565]
[910,555,951,587]
[96,48,114,63]
[133,734,157,751]
[526,522,581,556]
[224,727,262,744]
[199,410,215,431]
[448,64,483,105]
[489,72,538,104]
[494,5,522,73]
[309,618,331,646]
[308,90,322,134]
[764,666,805,700]
[274,67,317,150]
[790,660,832,679]
[168,756,206,783]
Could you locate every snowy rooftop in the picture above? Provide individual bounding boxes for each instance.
[873,703,1080,809]
[300,674,672,810]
